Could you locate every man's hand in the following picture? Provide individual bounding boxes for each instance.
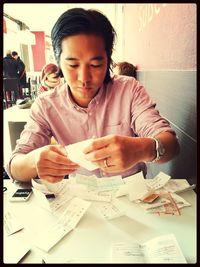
[83,135,150,173]
[45,73,61,88]
[35,144,79,183]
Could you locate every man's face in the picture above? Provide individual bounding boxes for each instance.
[59,34,108,107]
[12,55,18,60]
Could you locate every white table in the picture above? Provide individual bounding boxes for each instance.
[3,179,196,263]
[3,106,30,166]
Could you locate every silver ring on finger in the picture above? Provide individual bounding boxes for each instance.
[104,158,109,168]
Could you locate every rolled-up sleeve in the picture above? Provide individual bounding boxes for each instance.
[4,99,52,180]
[130,80,176,137]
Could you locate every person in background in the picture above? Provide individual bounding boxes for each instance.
[5,8,180,183]
[3,49,21,103]
[3,50,20,79]
[113,61,137,79]
[12,51,27,98]
[37,63,62,95]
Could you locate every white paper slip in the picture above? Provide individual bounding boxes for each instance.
[41,254,73,263]
[139,197,170,211]
[96,176,124,191]
[32,178,66,195]
[73,188,112,202]
[4,236,30,263]
[4,211,24,236]
[58,197,91,229]
[114,183,129,197]
[31,178,51,194]
[170,193,191,209]
[143,234,187,263]
[95,198,125,220]
[65,139,98,171]
[32,187,51,211]
[75,174,123,192]
[111,234,187,263]
[50,193,74,212]
[146,171,171,190]
[111,242,146,263]
[35,223,72,252]
[42,179,66,194]
[163,179,196,193]
[75,174,97,189]
[32,187,73,213]
[123,171,149,201]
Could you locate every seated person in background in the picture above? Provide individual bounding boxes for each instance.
[37,63,62,95]
[5,8,180,183]
[113,61,137,79]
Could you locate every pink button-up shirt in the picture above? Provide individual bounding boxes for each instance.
[5,75,175,179]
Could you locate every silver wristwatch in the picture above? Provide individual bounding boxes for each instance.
[151,137,165,162]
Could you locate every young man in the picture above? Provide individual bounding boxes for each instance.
[5,8,179,183]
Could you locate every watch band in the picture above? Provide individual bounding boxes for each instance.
[151,138,160,162]
[152,137,166,162]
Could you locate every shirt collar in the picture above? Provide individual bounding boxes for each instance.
[66,83,106,110]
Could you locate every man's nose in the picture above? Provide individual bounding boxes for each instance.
[78,66,91,84]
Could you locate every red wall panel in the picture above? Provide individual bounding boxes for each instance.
[31,31,45,71]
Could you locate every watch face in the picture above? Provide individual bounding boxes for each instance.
[158,140,165,156]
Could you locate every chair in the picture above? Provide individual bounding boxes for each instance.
[30,78,38,99]
[3,78,19,109]
[22,77,31,98]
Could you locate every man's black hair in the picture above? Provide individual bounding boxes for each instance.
[51,8,116,83]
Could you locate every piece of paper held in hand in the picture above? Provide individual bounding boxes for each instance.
[4,211,24,236]
[65,139,98,171]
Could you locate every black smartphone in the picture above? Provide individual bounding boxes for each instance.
[9,188,33,202]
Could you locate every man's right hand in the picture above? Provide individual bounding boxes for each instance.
[35,144,79,183]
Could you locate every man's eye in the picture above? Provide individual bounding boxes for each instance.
[91,64,102,68]
[69,65,78,68]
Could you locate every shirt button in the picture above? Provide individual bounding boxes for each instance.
[88,112,92,116]
[102,172,106,176]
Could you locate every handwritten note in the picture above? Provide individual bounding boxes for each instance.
[111,234,186,263]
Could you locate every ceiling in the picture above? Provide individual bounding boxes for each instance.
[3,3,113,36]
